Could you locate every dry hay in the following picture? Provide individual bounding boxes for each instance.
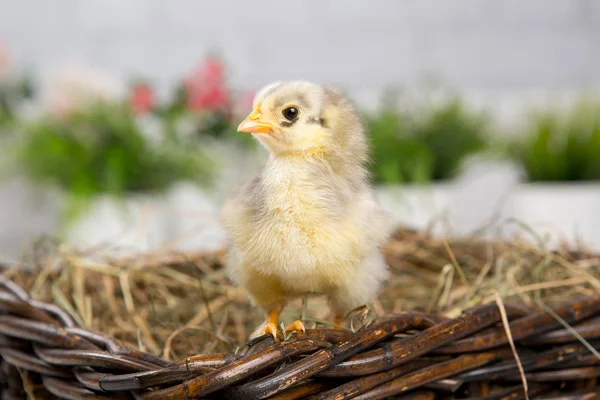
[2,225,599,362]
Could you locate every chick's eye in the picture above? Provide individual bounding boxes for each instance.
[282,107,298,121]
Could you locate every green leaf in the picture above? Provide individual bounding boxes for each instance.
[509,99,600,182]
[12,101,216,223]
[366,91,486,184]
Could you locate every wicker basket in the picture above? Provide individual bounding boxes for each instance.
[1,274,600,399]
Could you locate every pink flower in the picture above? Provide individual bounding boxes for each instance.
[130,82,154,114]
[184,57,230,113]
[186,85,229,111]
[0,40,8,76]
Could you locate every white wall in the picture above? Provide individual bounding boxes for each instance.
[1,0,599,116]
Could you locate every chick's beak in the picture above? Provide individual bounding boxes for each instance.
[237,106,275,134]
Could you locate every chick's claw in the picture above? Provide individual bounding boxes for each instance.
[285,320,306,334]
[263,322,280,340]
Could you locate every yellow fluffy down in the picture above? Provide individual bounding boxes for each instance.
[221,155,390,316]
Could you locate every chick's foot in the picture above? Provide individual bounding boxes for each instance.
[285,320,306,334]
[263,305,283,340]
[263,322,279,340]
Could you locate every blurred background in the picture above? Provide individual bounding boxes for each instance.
[1,0,600,262]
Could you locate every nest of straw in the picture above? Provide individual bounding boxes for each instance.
[2,226,600,399]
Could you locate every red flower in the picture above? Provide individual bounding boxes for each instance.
[130,82,154,114]
[186,85,229,111]
[184,57,230,113]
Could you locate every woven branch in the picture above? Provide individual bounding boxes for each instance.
[1,275,600,399]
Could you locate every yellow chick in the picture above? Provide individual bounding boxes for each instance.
[220,81,390,338]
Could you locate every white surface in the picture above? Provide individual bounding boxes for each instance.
[64,194,170,254]
[451,159,522,235]
[0,178,61,262]
[163,182,226,253]
[0,0,599,121]
[507,183,600,250]
[373,160,522,237]
[375,183,455,234]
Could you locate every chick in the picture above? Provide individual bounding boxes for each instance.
[220,81,390,338]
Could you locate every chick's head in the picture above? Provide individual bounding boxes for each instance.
[238,81,367,160]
